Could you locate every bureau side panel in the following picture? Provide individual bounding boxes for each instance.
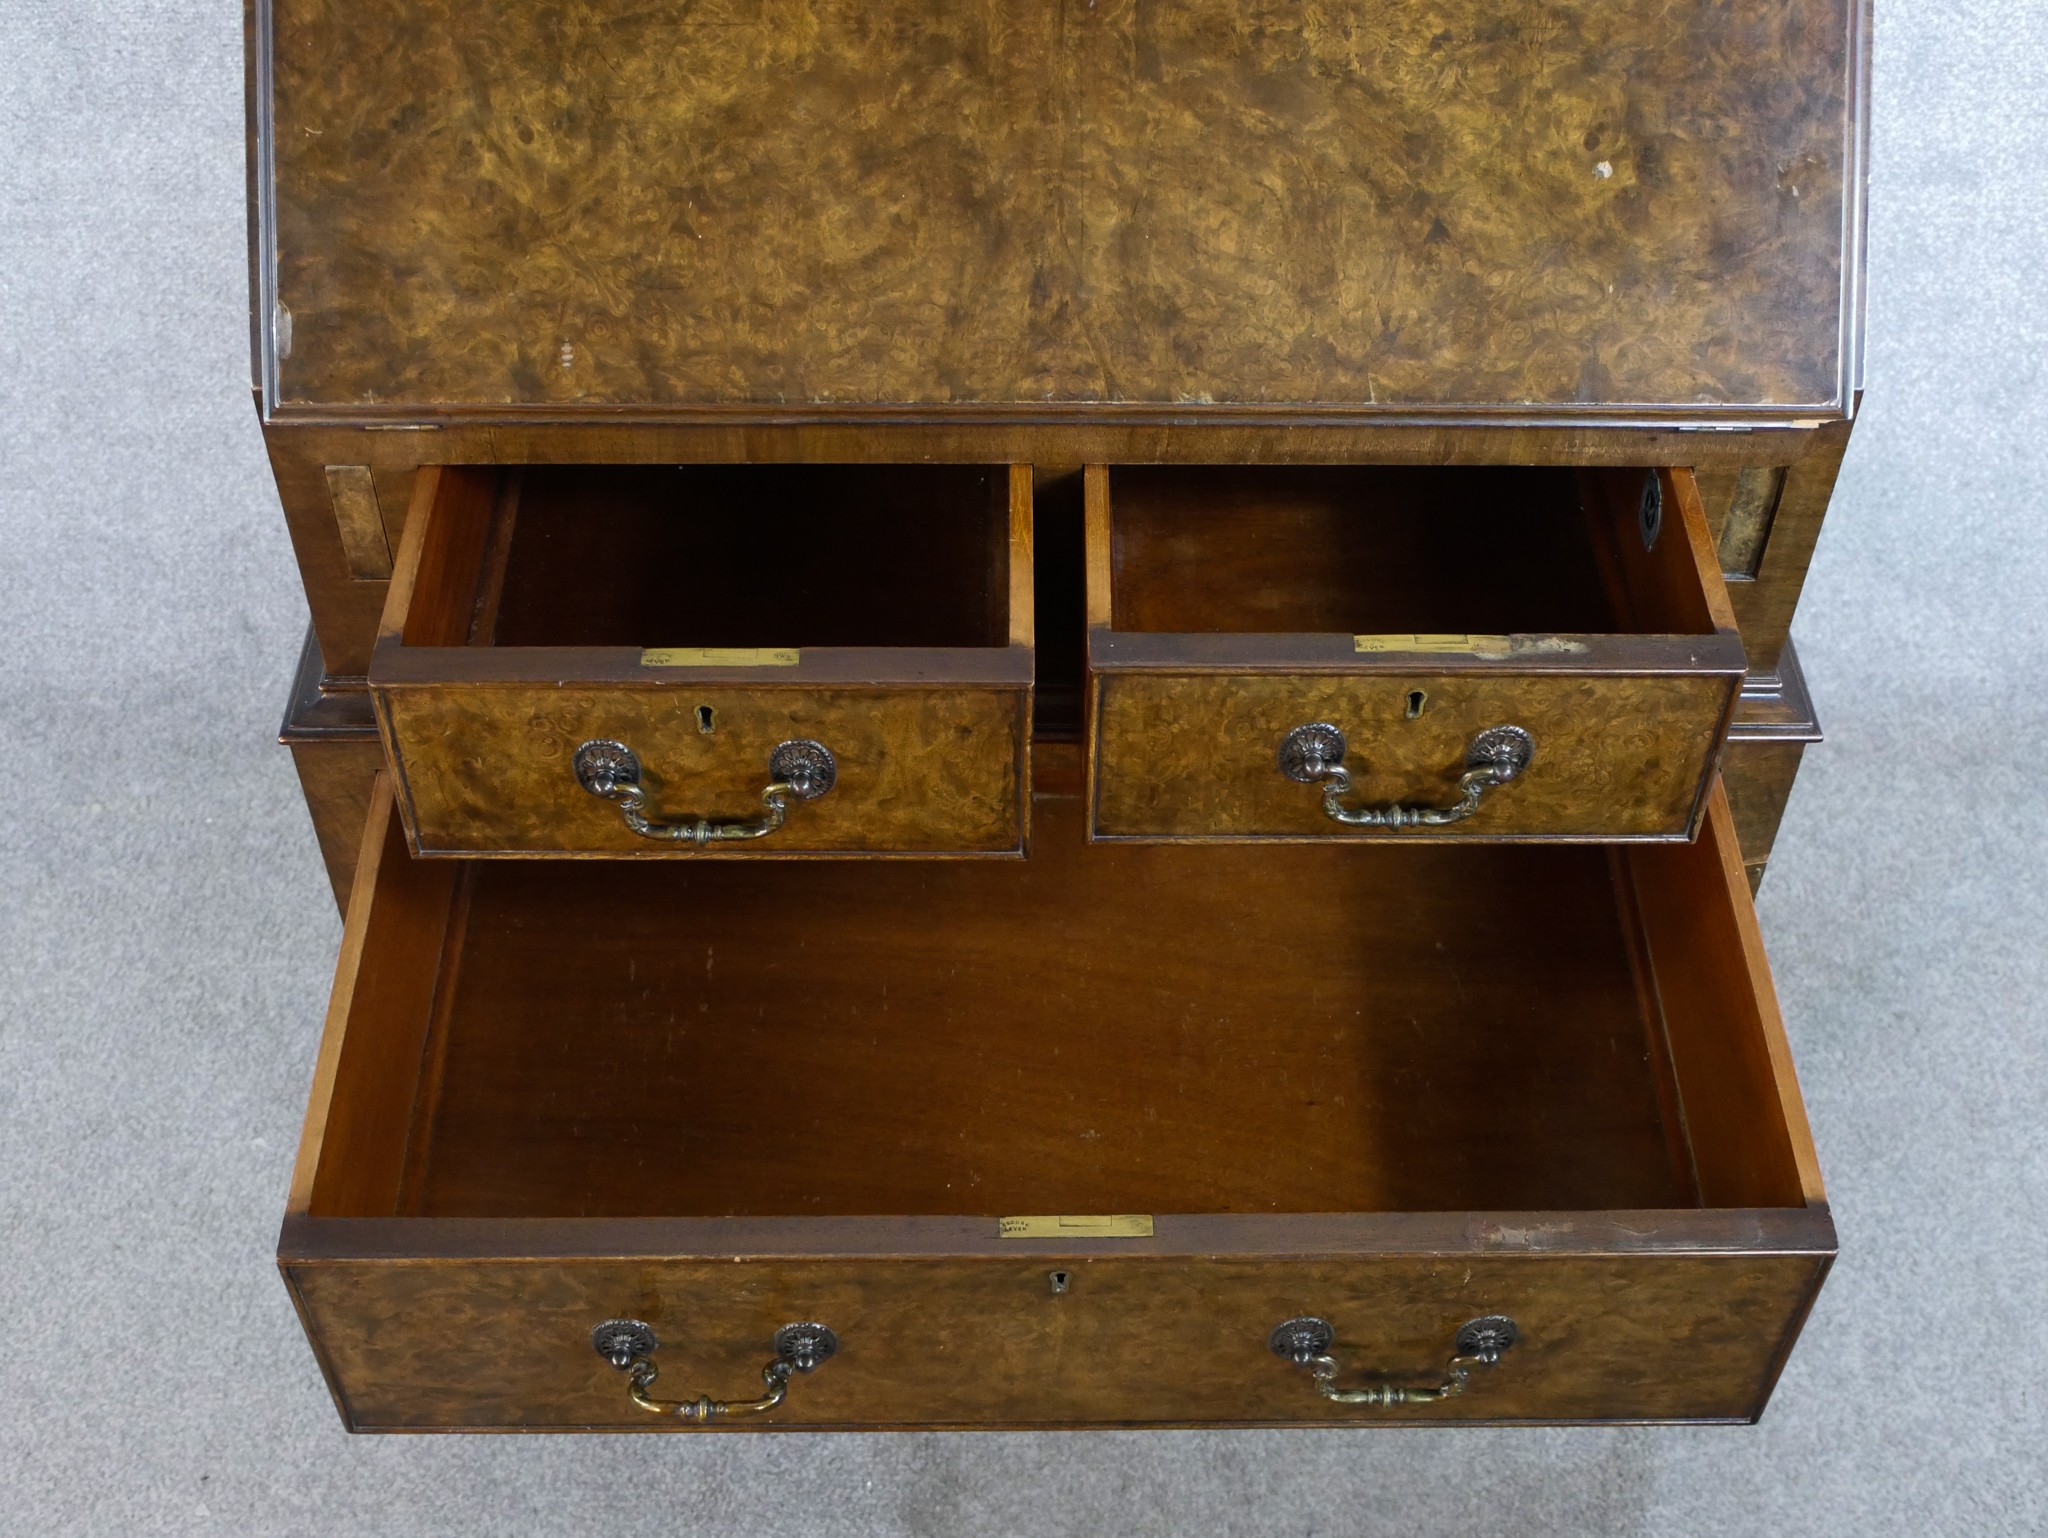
[289,739,386,910]
[266,428,406,680]
[1726,418,1855,676]
[1722,741,1806,887]
[286,1248,1825,1430]
[279,632,385,912]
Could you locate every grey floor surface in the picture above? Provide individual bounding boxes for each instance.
[3,3,2045,1534]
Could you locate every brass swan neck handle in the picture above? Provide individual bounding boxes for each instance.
[1269,1315,1519,1407]
[574,738,835,845]
[591,1320,839,1423]
[1277,722,1533,829]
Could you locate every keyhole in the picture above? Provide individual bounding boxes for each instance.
[696,704,716,734]
[1048,1270,1071,1295]
[1405,689,1428,720]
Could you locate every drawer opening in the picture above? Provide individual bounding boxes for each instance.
[417,463,1018,651]
[298,771,1818,1226]
[1097,465,1719,639]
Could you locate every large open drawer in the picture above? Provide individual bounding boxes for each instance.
[280,759,1829,1430]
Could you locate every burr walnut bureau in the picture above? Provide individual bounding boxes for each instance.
[252,0,1865,1430]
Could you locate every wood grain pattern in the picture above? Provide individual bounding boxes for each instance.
[1005,465,1035,648]
[255,417,1827,682]
[384,466,492,648]
[287,740,384,911]
[1696,465,1789,578]
[298,793,1806,1219]
[285,1248,1827,1429]
[370,461,1034,854]
[286,779,458,1219]
[252,0,1858,1434]
[1634,784,1826,1208]
[1091,670,1733,840]
[1106,466,1619,635]
[485,463,1016,650]
[1731,413,1855,673]
[1723,742,1805,876]
[260,0,1861,419]
[324,466,392,579]
[379,684,1027,855]
[279,629,383,910]
[267,430,400,681]
[1083,466,1114,629]
[278,784,1830,1429]
[1722,637,1822,880]
[380,805,1688,1218]
[1583,466,1737,636]
[1085,463,1743,840]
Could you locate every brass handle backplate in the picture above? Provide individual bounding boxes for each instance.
[591,1319,839,1423]
[1277,722,1533,829]
[573,737,835,845]
[1269,1315,1519,1407]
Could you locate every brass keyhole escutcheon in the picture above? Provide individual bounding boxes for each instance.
[1048,1270,1071,1295]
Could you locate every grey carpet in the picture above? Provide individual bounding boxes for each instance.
[2,2,2043,1533]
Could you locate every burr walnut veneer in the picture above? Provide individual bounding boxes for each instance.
[254,0,1866,1432]
[1084,464,1745,841]
[372,462,1034,856]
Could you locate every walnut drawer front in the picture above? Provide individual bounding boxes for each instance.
[370,463,1035,857]
[282,768,1828,1431]
[1084,465,1746,842]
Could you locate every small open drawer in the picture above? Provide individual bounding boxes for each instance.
[370,463,1034,856]
[280,768,1829,1431]
[1084,465,1745,841]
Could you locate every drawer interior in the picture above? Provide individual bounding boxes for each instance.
[405,463,1018,651]
[304,763,1812,1224]
[1100,465,1719,638]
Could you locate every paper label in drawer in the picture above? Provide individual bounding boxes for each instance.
[640,647,799,667]
[997,1214,1155,1239]
[1353,633,1511,657]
